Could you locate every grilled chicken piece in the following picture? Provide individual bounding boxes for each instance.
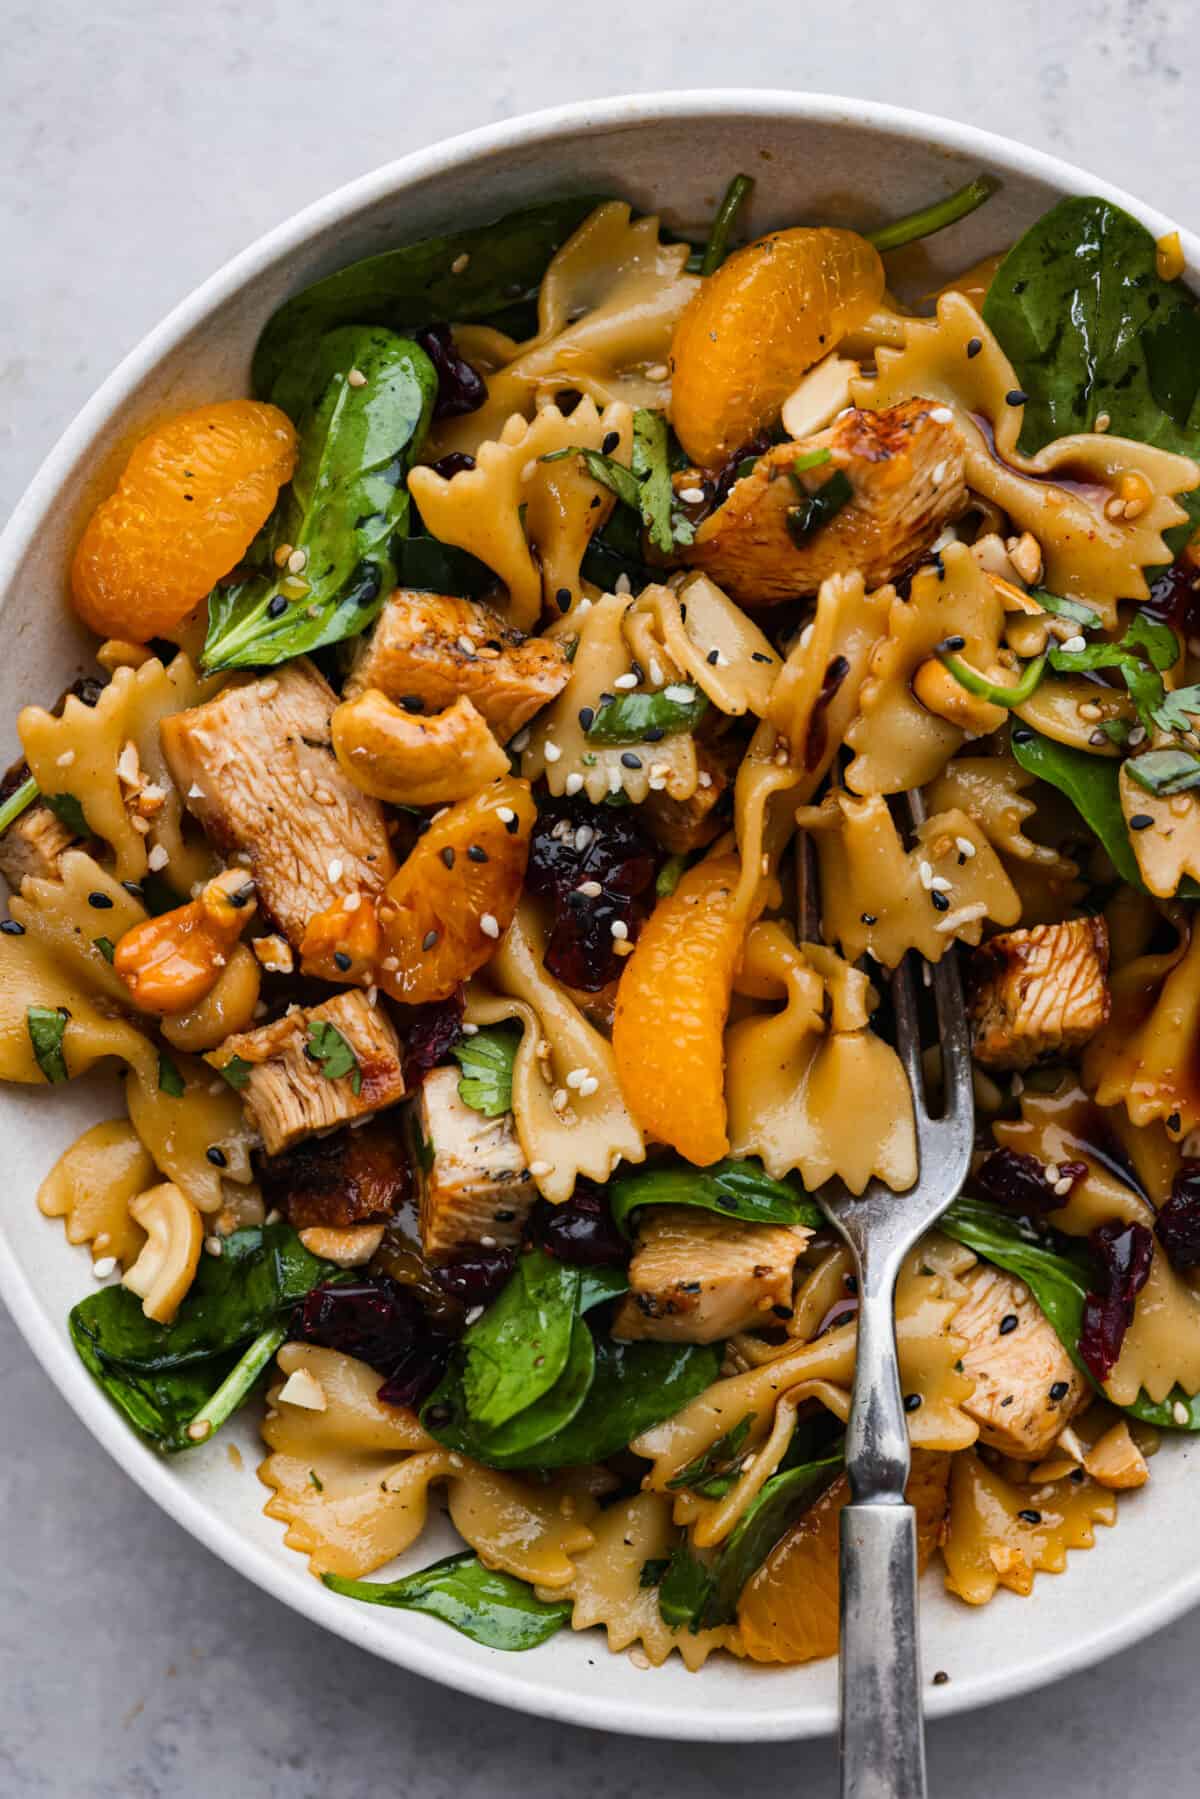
[344,590,571,744]
[258,1116,409,1230]
[214,990,405,1155]
[415,1065,536,1259]
[611,1207,811,1344]
[0,769,81,891]
[639,735,737,855]
[161,661,393,946]
[969,918,1110,1071]
[954,1261,1089,1458]
[683,400,966,604]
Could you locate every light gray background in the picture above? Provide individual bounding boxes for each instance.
[2,2,1197,1793]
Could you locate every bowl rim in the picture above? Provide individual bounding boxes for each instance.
[2,87,1198,1743]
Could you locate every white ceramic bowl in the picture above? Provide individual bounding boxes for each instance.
[2,90,1198,1743]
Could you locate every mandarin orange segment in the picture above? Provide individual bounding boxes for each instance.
[70,399,297,642]
[737,1453,951,1664]
[669,228,885,468]
[611,852,744,1166]
[376,775,536,1004]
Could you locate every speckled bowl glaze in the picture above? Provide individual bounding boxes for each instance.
[1,91,1197,1742]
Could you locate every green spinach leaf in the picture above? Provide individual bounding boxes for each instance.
[520,1336,720,1468]
[391,533,496,599]
[323,1551,571,1650]
[587,685,708,744]
[425,1314,595,1466]
[458,1249,579,1431]
[451,1024,520,1117]
[1010,730,1142,886]
[43,790,90,838]
[252,196,609,400]
[203,326,436,671]
[609,1157,823,1238]
[27,1005,69,1083]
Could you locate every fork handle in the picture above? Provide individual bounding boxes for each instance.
[839,1503,926,1798]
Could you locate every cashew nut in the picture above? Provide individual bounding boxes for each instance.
[911,658,1007,736]
[122,1181,204,1323]
[114,866,257,1013]
[298,1223,386,1267]
[331,688,509,806]
[162,942,261,1052]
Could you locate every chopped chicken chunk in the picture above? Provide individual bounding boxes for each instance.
[0,774,80,890]
[214,990,405,1155]
[258,1117,409,1230]
[344,590,571,743]
[161,660,393,945]
[954,1261,1089,1458]
[416,1065,536,1259]
[640,735,737,855]
[969,917,1110,1071]
[683,400,966,604]
[611,1207,811,1344]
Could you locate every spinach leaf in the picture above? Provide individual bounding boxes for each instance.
[982,196,1200,527]
[322,1551,571,1650]
[522,1337,720,1468]
[306,1018,362,1095]
[202,327,436,671]
[424,1314,595,1466]
[587,685,708,744]
[609,1157,823,1238]
[252,196,609,400]
[391,533,496,599]
[1010,729,1142,886]
[700,174,755,276]
[667,1413,755,1496]
[70,1316,241,1452]
[580,503,655,594]
[0,773,38,835]
[69,1224,335,1372]
[657,1544,716,1628]
[577,1265,630,1313]
[43,790,90,838]
[458,1249,579,1431]
[26,1005,69,1083]
[451,1024,520,1117]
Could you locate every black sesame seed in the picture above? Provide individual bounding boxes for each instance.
[333,951,352,972]
[1006,389,1028,407]
[643,726,665,742]
[1129,813,1154,831]
[861,912,877,925]
[752,651,773,663]
[966,337,983,359]
[1012,727,1034,745]
[205,1146,228,1168]
[88,891,114,909]
[903,1393,923,1412]
[228,883,255,908]
[121,881,145,900]
[601,431,620,455]
[999,1313,1019,1335]
[931,890,950,912]
[400,694,424,714]
[267,594,288,619]
[578,706,595,731]
[423,929,440,950]
[467,844,488,863]
[620,752,643,769]
[440,846,456,869]
[1049,1380,1069,1402]
[556,587,572,613]
[0,918,25,935]
[1017,1508,1042,1525]
[941,634,966,652]
[706,648,720,665]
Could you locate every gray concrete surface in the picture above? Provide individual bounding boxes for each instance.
[3,1,1198,1791]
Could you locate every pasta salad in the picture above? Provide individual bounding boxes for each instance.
[3,172,1200,1668]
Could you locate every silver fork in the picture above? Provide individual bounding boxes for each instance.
[812,795,975,1799]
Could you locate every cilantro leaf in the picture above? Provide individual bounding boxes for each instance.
[451,1025,520,1117]
[306,1019,362,1095]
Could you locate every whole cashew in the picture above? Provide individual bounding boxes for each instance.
[331,689,509,807]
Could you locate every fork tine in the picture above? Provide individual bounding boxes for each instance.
[888,955,925,1103]
[931,947,972,1117]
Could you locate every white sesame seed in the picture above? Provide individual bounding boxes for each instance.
[529,1160,552,1177]
[645,363,668,382]
[697,772,713,788]
[664,684,696,703]
[204,1236,223,1258]
[931,462,947,487]
[56,749,76,768]
[1053,1176,1073,1196]
[628,1648,651,1670]
[610,919,629,940]
[918,859,934,889]
[552,1088,569,1112]
[578,880,602,897]
[451,252,471,274]
[147,844,169,872]
[565,1067,590,1089]
[574,825,594,852]
[577,1075,599,1097]
[1061,634,1087,654]
[1128,726,1147,746]
[457,634,477,657]
[465,1304,484,1325]
[496,806,516,823]
[930,406,955,424]
[1045,1163,1060,1183]
[327,858,343,883]
[613,672,639,690]
[479,912,500,939]
[92,1256,117,1279]
[1173,1401,1190,1425]
[510,728,531,753]
[287,548,308,574]
[955,836,976,859]
[928,873,952,893]
[615,574,632,596]
[564,771,584,796]
[480,1235,497,1249]
[461,1021,478,1036]
[678,486,706,504]
[347,367,367,387]
[543,741,562,763]
[648,659,665,685]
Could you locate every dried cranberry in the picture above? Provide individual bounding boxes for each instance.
[428,452,476,480]
[973,1147,1085,1215]
[415,324,486,419]
[1145,556,1200,644]
[400,988,465,1088]
[1079,1219,1155,1383]
[293,1276,422,1369]
[431,1248,516,1306]
[532,1181,628,1267]
[526,797,658,990]
[377,1341,453,1409]
[1155,1161,1200,1269]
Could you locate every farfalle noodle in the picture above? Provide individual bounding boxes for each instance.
[37,1119,153,1267]
[942,1447,1116,1606]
